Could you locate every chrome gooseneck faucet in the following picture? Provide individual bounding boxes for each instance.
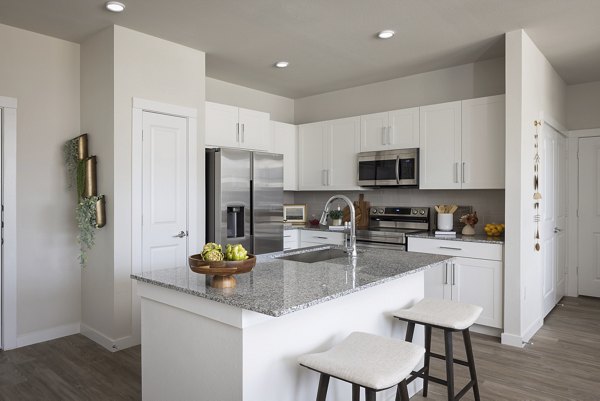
[319,194,357,258]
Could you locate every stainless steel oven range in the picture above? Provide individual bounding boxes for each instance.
[356,206,430,251]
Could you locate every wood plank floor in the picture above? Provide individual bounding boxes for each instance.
[0,296,598,400]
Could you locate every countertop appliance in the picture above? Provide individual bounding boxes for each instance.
[356,206,430,250]
[206,148,283,254]
[357,148,419,187]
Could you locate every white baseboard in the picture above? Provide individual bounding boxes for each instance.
[522,318,543,343]
[471,324,501,337]
[500,332,524,348]
[16,322,81,348]
[80,323,140,352]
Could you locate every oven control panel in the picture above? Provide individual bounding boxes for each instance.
[370,206,429,217]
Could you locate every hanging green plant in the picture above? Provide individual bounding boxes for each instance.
[63,138,79,189]
[76,195,100,267]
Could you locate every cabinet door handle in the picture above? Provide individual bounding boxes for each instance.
[444,263,448,285]
[382,127,387,145]
[284,235,292,238]
[322,170,327,186]
[236,123,240,142]
[454,162,458,183]
[241,123,245,143]
[452,263,456,285]
[387,126,392,145]
[439,246,462,251]
[462,161,466,184]
[315,236,328,239]
[326,170,330,186]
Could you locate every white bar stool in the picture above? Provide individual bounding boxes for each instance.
[393,298,483,401]
[299,332,425,401]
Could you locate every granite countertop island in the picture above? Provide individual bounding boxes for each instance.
[132,246,451,401]
[131,245,450,317]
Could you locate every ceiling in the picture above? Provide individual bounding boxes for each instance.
[1,0,600,98]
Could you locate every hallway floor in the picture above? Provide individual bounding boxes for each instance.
[0,296,598,400]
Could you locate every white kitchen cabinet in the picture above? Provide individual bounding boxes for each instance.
[461,95,505,189]
[419,101,462,189]
[360,107,419,152]
[409,237,503,329]
[419,95,505,190]
[298,117,361,190]
[299,230,345,248]
[205,101,270,151]
[298,122,327,189]
[272,121,298,190]
[283,229,300,250]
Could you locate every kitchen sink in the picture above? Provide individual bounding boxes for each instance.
[277,248,353,263]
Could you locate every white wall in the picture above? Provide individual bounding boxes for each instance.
[80,26,116,343]
[113,25,206,345]
[294,57,505,124]
[566,81,600,130]
[0,23,81,345]
[504,30,566,346]
[206,77,294,124]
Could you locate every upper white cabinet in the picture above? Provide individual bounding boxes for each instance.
[419,95,505,189]
[461,95,505,189]
[298,117,361,190]
[205,101,271,151]
[272,121,298,191]
[360,107,419,152]
[419,101,462,189]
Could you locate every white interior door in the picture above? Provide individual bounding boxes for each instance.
[578,137,600,297]
[540,125,567,316]
[540,125,557,316]
[142,112,188,271]
[555,134,567,301]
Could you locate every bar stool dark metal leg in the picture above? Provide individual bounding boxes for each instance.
[365,388,376,401]
[405,322,415,342]
[463,329,481,401]
[444,330,455,401]
[423,325,432,397]
[316,373,330,401]
[395,379,410,401]
[352,384,360,401]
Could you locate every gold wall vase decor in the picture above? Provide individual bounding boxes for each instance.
[533,120,542,252]
[63,133,107,267]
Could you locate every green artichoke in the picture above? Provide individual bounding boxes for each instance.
[225,244,248,261]
[202,249,224,262]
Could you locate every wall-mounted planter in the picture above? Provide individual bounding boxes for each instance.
[96,195,106,228]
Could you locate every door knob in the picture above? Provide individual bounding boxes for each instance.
[173,231,187,238]
[554,227,562,233]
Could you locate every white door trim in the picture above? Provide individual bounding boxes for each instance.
[132,98,198,276]
[0,96,17,350]
[131,99,198,346]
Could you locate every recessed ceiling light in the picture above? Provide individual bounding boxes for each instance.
[274,61,289,68]
[105,1,125,12]
[377,30,395,39]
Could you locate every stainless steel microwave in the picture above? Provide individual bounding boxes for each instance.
[357,149,419,187]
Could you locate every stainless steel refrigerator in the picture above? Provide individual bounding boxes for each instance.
[206,148,284,255]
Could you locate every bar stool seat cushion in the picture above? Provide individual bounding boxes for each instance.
[393,298,483,330]
[298,332,424,390]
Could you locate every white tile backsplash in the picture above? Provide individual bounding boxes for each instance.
[287,189,505,235]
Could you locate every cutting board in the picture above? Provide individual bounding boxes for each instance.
[343,193,370,229]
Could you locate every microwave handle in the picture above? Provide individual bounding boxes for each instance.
[395,155,400,184]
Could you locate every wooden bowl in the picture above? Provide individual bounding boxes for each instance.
[188,254,256,288]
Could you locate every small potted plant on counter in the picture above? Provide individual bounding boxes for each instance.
[459,211,478,235]
[328,209,344,226]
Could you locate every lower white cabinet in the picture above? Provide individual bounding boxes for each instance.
[299,230,345,248]
[409,237,503,329]
[283,229,300,251]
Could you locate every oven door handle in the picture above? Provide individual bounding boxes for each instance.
[395,155,400,184]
